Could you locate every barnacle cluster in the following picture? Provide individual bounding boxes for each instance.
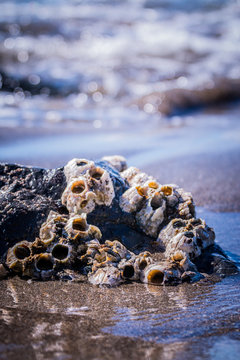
[3,155,220,286]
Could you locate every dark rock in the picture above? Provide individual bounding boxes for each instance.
[0,163,67,256]
[194,244,239,276]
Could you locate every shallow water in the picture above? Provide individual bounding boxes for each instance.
[0,208,240,360]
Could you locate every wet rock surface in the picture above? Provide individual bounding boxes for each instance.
[0,163,67,256]
[0,157,238,285]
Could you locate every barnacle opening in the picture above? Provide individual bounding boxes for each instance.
[89,167,104,180]
[71,180,86,194]
[123,265,135,278]
[173,220,186,228]
[76,160,88,167]
[80,200,88,209]
[147,269,164,285]
[52,244,69,260]
[161,185,173,196]
[36,255,54,271]
[72,218,88,232]
[14,244,31,260]
[148,181,159,189]
[139,259,148,270]
[185,231,194,238]
[136,186,148,197]
[191,219,202,226]
[150,193,163,210]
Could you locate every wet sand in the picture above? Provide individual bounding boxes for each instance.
[1,106,240,359]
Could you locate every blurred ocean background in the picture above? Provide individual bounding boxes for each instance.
[0,0,240,131]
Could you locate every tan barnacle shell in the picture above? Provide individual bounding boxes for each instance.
[158,217,215,261]
[170,250,193,272]
[134,251,153,272]
[164,232,202,260]
[118,256,139,280]
[64,158,95,182]
[33,253,55,280]
[78,239,101,266]
[164,184,180,208]
[140,264,165,285]
[136,192,166,237]
[62,176,97,214]
[140,263,182,286]
[88,265,123,287]
[119,185,148,213]
[39,211,68,245]
[86,166,115,206]
[176,188,195,219]
[157,218,187,249]
[101,155,127,172]
[50,240,75,266]
[65,214,102,242]
[6,241,32,273]
[105,240,133,260]
[121,167,155,187]
[120,167,141,185]
[190,218,215,249]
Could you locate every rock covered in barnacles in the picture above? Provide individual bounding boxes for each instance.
[157,218,215,260]
[0,155,238,286]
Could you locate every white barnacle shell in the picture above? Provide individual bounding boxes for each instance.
[136,191,166,237]
[121,167,155,187]
[33,253,55,280]
[39,211,68,245]
[105,240,132,260]
[120,167,141,185]
[64,158,95,182]
[176,188,195,218]
[134,251,153,273]
[157,218,187,249]
[119,185,148,213]
[118,256,138,280]
[88,265,123,287]
[157,217,215,261]
[140,263,165,285]
[65,214,102,242]
[170,250,195,272]
[62,176,97,214]
[86,166,115,206]
[6,241,32,273]
[165,232,201,260]
[101,155,127,172]
[140,263,182,285]
[50,240,75,266]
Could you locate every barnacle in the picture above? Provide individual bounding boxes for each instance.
[88,265,123,287]
[64,158,95,182]
[140,263,182,285]
[62,177,97,214]
[6,241,32,273]
[3,155,235,287]
[39,211,68,245]
[65,214,102,242]
[157,217,215,261]
[101,155,127,172]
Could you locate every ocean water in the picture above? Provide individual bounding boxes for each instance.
[0,0,240,129]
